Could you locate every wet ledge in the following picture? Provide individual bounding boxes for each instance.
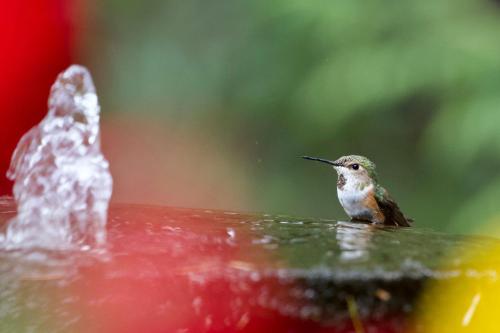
[0,198,499,332]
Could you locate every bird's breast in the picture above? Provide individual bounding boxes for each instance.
[337,184,377,220]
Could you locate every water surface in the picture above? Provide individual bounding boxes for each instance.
[1,197,498,332]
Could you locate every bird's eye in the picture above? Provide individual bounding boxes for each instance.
[351,164,359,170]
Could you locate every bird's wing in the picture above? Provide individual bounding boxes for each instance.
[375,185,413,227]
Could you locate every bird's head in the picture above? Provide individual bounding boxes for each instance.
[302,154,378,185]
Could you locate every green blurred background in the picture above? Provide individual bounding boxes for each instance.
[79,0,500,235]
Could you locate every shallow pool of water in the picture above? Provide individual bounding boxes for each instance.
[0,197,498,332]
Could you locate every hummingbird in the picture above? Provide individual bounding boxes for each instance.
[302,155,412,227]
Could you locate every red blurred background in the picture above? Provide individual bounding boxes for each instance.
[0,0,75,194]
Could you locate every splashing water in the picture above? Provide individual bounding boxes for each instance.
[0,65,112,250]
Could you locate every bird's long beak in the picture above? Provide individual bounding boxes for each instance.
[301,156,341,167]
